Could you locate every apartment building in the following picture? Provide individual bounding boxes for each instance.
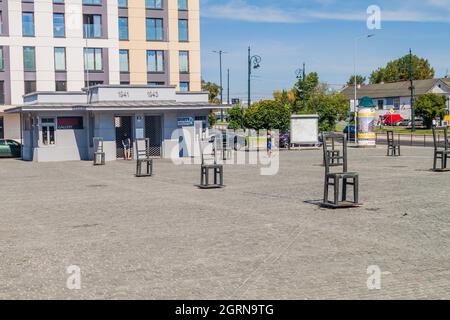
[0,0,201,141]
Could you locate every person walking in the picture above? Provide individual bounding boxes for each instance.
[122,133,132,160]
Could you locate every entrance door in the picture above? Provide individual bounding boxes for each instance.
[145,116,162,157]
[115,116,133,159]
[0,117,4,139]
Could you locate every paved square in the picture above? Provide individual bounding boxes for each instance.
[0,146,449,299]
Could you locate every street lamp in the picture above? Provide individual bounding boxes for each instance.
[248,46,262,107]
[213,50,227,120]
[295,63,306,80]
[353,34,375,144]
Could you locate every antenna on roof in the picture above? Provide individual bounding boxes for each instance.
[445,69,449,78]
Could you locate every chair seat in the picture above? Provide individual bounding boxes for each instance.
[202,164,223,169]
[326,172,358,179]
[435,149,450,154]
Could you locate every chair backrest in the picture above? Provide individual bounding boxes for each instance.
[135,138,150,160]
[200,138,218,165]
[322,133,347,173]
[386,131,394,145]
[432,126,448,150]
[93,137,104,153]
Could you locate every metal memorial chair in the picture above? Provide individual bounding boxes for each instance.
[198,138,224,189]
[321,132,342,167]
[135,138,153,177]
[432,126,450,172]
[93,137,105,166]
[322,133,359,208]
[386,131,401,157]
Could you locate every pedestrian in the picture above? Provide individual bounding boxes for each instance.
[432,118,437,127]
[122,133,132,160]
[267,130,273,157]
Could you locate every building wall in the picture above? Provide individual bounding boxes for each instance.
[119,0,201,91]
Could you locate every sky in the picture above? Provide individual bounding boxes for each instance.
[200,0,450,102]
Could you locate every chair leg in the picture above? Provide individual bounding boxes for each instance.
[354,176,359,204]
[201,167,205,186]
[324,178,329,205]
[220,167,224,186]
[136,160,140,176]
[342,178,347,202]
[398,145,401,156]
[434,152,437,171]
[334,178,340,205]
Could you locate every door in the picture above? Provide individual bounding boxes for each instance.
[0,140,9,157]
[115,116,133,159]
[0,117,4,139]
[145,116,162,157]
[6,140,21,158]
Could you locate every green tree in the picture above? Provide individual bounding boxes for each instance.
[201,80,221,104]
[415,93,447,128]
[303,93,349,132]
[208,111,217,128]
[227,104,245,129]
[347,75,366,86]
[370,54,435,84]
[244,100,291,131]
[293,72,320,112]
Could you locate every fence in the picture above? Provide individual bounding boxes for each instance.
[375,133,441,148]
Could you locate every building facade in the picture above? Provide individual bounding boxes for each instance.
[342,78,450,120]
[0,0,201,141]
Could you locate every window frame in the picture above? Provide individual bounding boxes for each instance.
[53,12,65,38]
[146,50,165,73]
[118,16,129,41]
[178,19,188,42]
[83,48,103,71]
[119,49,129,73]
[54,47,66,71]
[23,46,36,72]
[22,12,35,37]
[146,18,164,41]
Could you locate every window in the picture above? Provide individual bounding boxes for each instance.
[83,0,102,4]
[55,81,67,91]
[53,0,65,3]
[83,14,102,38]
[41,118,56,146]
[84,48,103,71]
[178,19,188,41]
[148,82,165,86]
[178,0,188,10]
[146,0,162,9]
[179,51,189,73]
[120,81,130,85]
[0,11,3,35]
[180,82,189,92]
[146,50,164,72]
[24,81,37,95]
[0,47,3,71]
[0,82,4,105]
[54,47,66,71]
[394,97,400,110]
[23,47,36,71]
[119,50,129,72]
[53,13,65,37]
[22,12,35,37]
[146,18,163,41]
[85,80,103,87]
[118,17,128,40]
[118,0,127,8]
[377,100,384,110]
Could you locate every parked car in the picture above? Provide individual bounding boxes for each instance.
[279,131,290,149]
[343,125,356,140]
[0,139,22,158]
[383,114,403,126]
[209,131,247,151]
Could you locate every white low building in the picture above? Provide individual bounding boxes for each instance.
[6,85,228,162]
[341,78,450,119]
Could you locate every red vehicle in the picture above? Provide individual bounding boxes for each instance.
[383,114,403,126]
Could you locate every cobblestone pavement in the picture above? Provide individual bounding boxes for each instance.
[0,146,449,299]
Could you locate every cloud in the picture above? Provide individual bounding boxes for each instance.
[201,0,450,24]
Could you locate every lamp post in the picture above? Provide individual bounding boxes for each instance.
[295,62,306,80]
[408,48,416,132]
[213,50,227,122]
[353,34,375,144]
[248,46,262,107]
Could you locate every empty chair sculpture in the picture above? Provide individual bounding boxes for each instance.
[322,132,342,167]
[322,133,359,208]
[135,138,153,177]
[432,126,450,172]
[386,131,401,156]
[198,138,224,189]
[93,137,105,166]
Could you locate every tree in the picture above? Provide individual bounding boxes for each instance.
[201,80,221,104]
[227,104,245,129]
[244,100,291,131]
[415,93,447,128]
[293,72,320,113]
[273,89,296,111]
[347,75,366,86]
[208,111,217,128]
[303,93,349,132]
[369,54,435,84]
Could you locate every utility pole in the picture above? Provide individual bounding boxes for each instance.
[213,50,227,119]
[227,69,230,105]
[409,48,416,132]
